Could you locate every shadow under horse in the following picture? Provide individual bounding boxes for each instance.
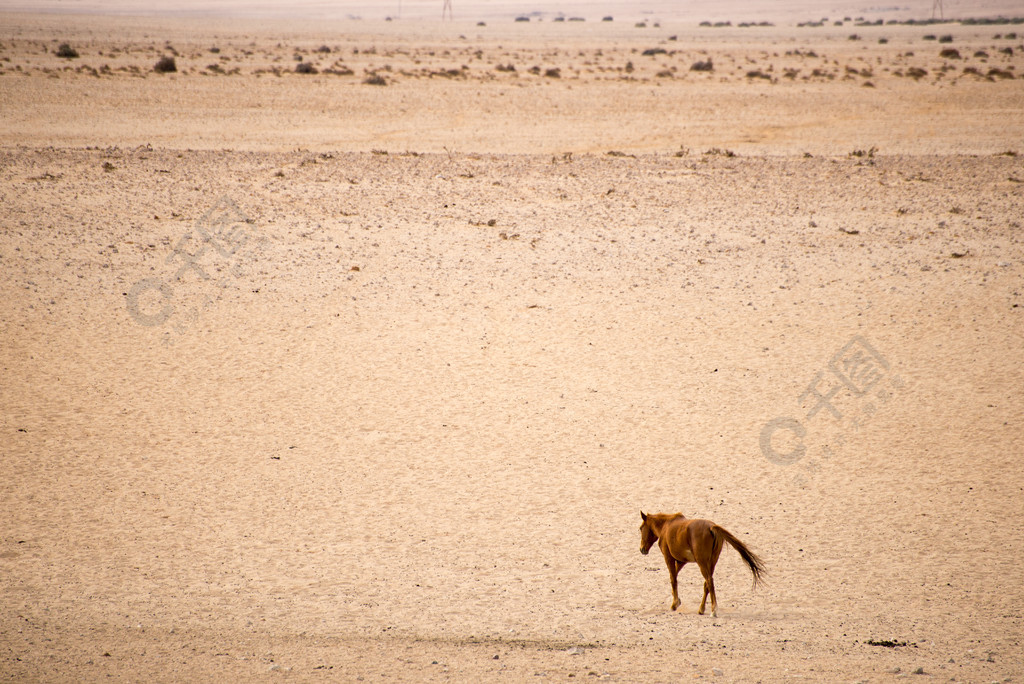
[639,511,766,617]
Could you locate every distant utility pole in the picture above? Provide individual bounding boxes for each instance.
[442,0,453,20]
[931,0,944,20]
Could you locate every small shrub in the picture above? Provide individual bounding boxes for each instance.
[514,16,529,22]
[939,48,961,59]
[923,34,937,40]
[849,146,878,158]
[363,73,387,85]
[295,61,317,74]
[987,67,1014,79]
[848,34,861,40]
[938,34,953,43]
[56,43,79,59]
[154,56,177,73]
[603,16,614,22]
[642,48,667,56]
[316,45,331,53]
[690,58,713,72]
[879,38,889,44]
[544,67,560,78]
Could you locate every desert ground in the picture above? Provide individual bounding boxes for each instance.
[1,3,1023,682]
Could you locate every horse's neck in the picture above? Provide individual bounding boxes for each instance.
[653,513,684,532]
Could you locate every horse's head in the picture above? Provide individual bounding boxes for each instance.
[639,510,658,555]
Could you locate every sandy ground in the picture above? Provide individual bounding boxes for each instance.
[1,7,1024,684]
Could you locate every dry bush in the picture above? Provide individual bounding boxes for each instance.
[153,56,177,73]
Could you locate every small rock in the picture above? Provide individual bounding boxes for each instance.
[712,667,724,676]
[566,646,585,655]
[914,667,925,675]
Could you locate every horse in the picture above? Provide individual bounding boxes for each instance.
[639,511,766,617]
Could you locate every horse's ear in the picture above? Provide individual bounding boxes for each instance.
[640,510,647,521]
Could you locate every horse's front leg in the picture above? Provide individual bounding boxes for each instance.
[664,554,684,611]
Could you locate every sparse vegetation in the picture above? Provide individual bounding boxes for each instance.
[295,62,317,74]
[56,43,79,59]
[363,73,387,85]
[690,58,713,72]
[849,146,878,158]
[153,56,177,73]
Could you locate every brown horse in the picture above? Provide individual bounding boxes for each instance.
[639,511,766,617]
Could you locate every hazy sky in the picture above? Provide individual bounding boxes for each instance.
[0,0,1012,21]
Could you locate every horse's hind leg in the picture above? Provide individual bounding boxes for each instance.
[698,563,718,617]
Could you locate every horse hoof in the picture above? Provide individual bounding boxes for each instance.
[711,611,718,618]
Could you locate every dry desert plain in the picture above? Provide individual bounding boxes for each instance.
[1,5,1024,683]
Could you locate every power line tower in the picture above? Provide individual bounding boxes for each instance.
[442,0,453,20]
[931,0,944,20]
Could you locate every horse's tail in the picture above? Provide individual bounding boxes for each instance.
[711,525,767,589]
